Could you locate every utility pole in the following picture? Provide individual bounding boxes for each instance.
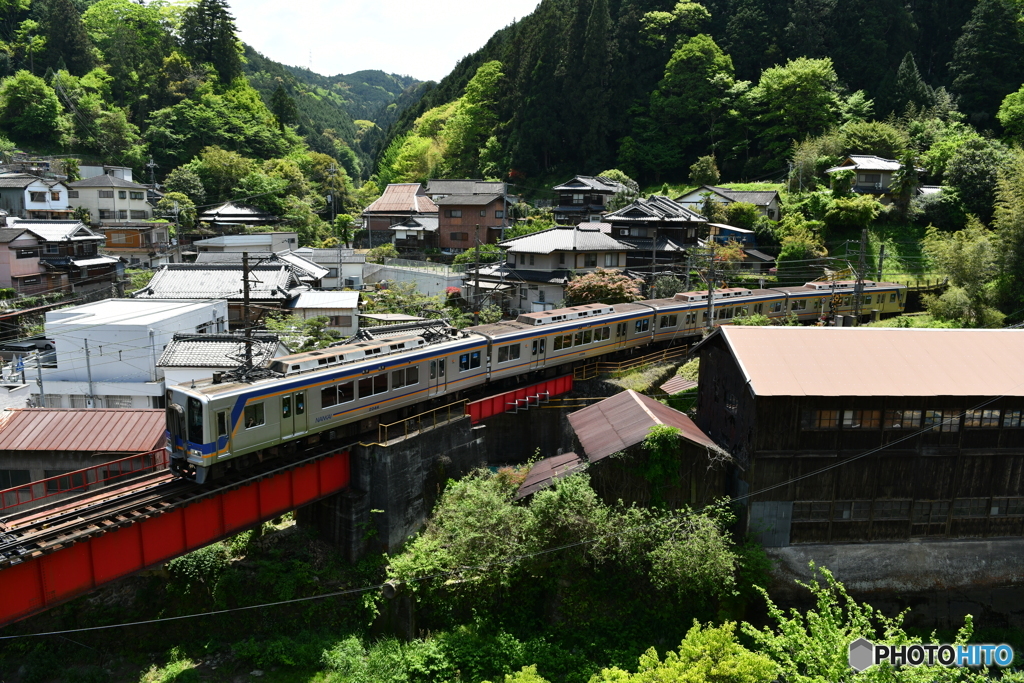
[35,353,44,407]
[876,244,885,282]
[473,225,481,325]
[651,225,658,280]
[683,252,692,292]
[242,252,253,372]
[853,228,867,325]
[146,157,157,186]
[84,339,94,408]
[705,246,716,332]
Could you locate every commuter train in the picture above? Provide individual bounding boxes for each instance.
[166,279,906,482]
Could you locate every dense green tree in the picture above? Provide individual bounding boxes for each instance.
[40,0,94,76]
[193,145,254,202]
[179,0,243,86]
[689,154,721,185]
[0,70,64,144]
[922,221,1003,327]
[155,191,196,229]
[163,165,207,205]
[829,0,915,96]
[949,0,1024,126]
[886,52,934,115]
[269,83,297,130]
[944,137,1009,224]
[439,61,504,178]
[997,86,1024,143]
[994,151,1024,313]
[839,120,910,159]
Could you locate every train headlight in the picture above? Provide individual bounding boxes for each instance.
[189,448,202,457]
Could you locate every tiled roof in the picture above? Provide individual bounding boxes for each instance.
[619,235,687,252]
[195,250,329,280]
[698,327,1024,397]
[605,196,706,223]
[363,184,438,215]
[434,194,504,206]
[296,248,366,264]
[16,221,101,242]
[0,409,165,452]
[567,390,717,462]
[287,291,359,309]
[553,175,624,193]
[157,333,284,368]
[0,174,56,189]
[705,186,779,206]
[133,264,302,300]
[68,175,148,189]
[825,155,923,174]
[425,179,505,195]
[393,215,439,231]
[0,228,28,243]
[499,226,635,254]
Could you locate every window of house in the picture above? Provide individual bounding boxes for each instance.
[130,191,144,200]
[912,500,949,524]
[538,290,545,302]
[480,210,486,216]
[630,227,647,237]
[130,210,148,219]
[571,193,584,205]
[99,190,114,198]
[16,248,37,259]
[69,394,89,408]
[244,403,265,428]
[117,210,128,219]
[966,409,1001,427]
[873,500,912,519]
[884,409,921,428]
[451,232,467,241]
[495,210,504,218]
[1005,411,1022,428]
[725,392,738,413]
[497,343,521,363]
[842,410,880,429]
[29,191,45,202]
[105,395,132,409]
[111,233,128,244]
[559,253,565,265]
[329,315,353,327]
[45,469,84,493]
[528,254,535,266]
[604,253,618,267]
[990,498,1024,516]
[953,498,989,518]
[858,173,882,184]
[792,502,831,521]
[50,191,60,201]
[584,253,597,267]
[99,210,114,219]
[0,469,30,489]
[68,190,79,198]
[659,314,678,328]
[834,501,871,521]
[118,190,127,199]
[445,209,462,218]
[45,243,58,254]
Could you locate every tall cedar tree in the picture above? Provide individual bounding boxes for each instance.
[41,0,94,76]
[949,0,1024,125]
[270,84,298,130]
[180,0,243,86]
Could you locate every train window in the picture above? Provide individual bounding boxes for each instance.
[574,331,584,346]
[539,338,546,353]
[187,397,203,443]
[864,295,872,305]
[600,327,610,340]
[532,340,538,355]
[470,351,481,369]
[439,358,445,377]
[374,374,388,394]
[459,354,470,371]
[753,303,763,314]
[216,411,227,437]
[322,385,338,408]
[583,330,592,344]
[407,366,419,384]
[430,360,437,379]
[771,301,783,313]
[634,318,650,333]
[244,403,264,429]
[393,369,406,388]
[296,393,305,415]
[282,396,292,419]
[339,382,354,403]
[498,344,521,362]
[358,376,372,397]
[553,336,563,351]
[659,315,678,328]
[791,300,807,311]
[890,293,897,303]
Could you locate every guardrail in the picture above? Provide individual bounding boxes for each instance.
[366,400,469,446]
[574,345,690,381]
[0,448,167,514]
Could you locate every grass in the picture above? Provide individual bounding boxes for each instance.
[607,362,678,394]
[826,222,935,281]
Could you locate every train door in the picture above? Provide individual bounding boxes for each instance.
[428,356,447,396]
[281,391,307,439]
[531,336,547,370]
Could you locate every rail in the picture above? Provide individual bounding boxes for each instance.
[0,448,167,514]
[365,399,469,446]
[574,345,689,381]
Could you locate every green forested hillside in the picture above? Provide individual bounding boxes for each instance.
[378,0,1024,184]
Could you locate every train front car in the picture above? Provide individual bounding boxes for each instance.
[166,385,217,483]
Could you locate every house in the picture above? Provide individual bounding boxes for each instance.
[675,185,781,220]
[157,332,289,387]
[78,165,134,182]
[466,226,635,313]
[0,174,72,220]
[132,263,304,328]
[603,195,706,268]
[196,201,280,229]
[360,183,438,245]
[67,175,154,225]
[101,223,174,268]
[436,194,507,250]
[692,326,1024,547]
[824,156,925,204]
[190,232,299,253]
[390,215,439,250]
[293,247,366,289]
[0,220,120,295]
[37,298,228,409]
[286,290,360,336]
[424,179,505,200]
[552,176,624,224]
[195,250,328,287]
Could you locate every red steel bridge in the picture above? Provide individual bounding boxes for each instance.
[0,374,575,629]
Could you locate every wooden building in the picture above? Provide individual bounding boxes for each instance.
[692,326,1024,547]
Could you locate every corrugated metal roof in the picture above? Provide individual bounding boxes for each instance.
[434,194,503,206]
[500,226,635,254]
[568,390,717,461]
[363,184,438,215]
[0,409,165,452]
[287,291,359,309]
[68,175,147,189]
[514,452,586,500]
[157,333,283,368]
[711,327,1024,397]
[134,264,301,300]
[660,377,697,395]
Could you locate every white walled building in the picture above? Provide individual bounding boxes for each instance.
[192,233,299,253]
[36,299,228,409]
[67,175,153,225]
[286,291,359,336]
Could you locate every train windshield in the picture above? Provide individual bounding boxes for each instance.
[187,397,203,443]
